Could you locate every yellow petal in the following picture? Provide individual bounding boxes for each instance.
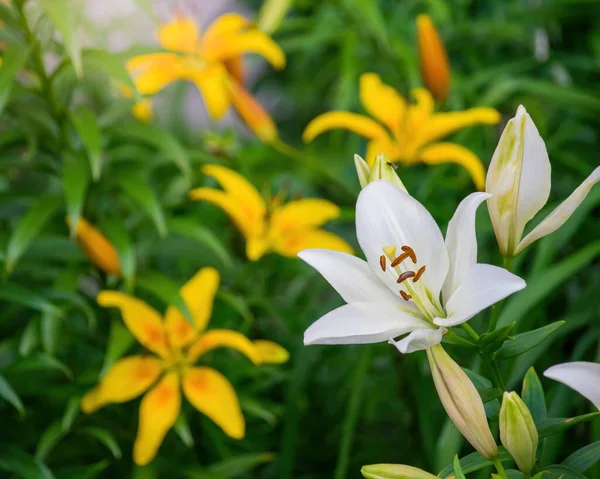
[421,108,501,145]
[81,356,164,413]
[126,53,184,95]
[68,217,121,276]
[188,64,231,119]
[270,199,341,236]
[97,291,171,359]
[223,56,245,85]
[417,14,451,102]
[226,80,278,143]
[364,137,400,167]
[246,235,271,261]
[133,372,181,466]
[274,229,354,258]
[182,366,244,439]
[418,142,486,190]
[200,13,249,53]
[187,329,262,364]
[359,73,405,135]
[132,99,153,122]
[408,87,435,123]
[303,111,390,143]
[165,267,220,347]
[157,17,200,53]
[253,340,289,364]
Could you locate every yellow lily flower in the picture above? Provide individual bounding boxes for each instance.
[81,267,288,465]
[126,14,285,141]
[119,84,153,122]
[189,164,353,261]
[417,14,450,102]
[67,217,121,276]
[302,73,500,189]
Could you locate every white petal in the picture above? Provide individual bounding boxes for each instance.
[544,362,600,410]
[516,166,600,254]
[356,181,449,298]
[388,327,445,354]
[442,192,492,304]
[298,248,403,305]
[486,105,551,253]
[304,302,430,345]
[435,264,526,327]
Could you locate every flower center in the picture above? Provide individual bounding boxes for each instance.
[380,244,444,320]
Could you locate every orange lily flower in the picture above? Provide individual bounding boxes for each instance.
[126,14,284,141]
[189,165,353,261]
[302,73,500,189]
[81,267,288,465]
[417,14,451,102]
[67,217,121,276]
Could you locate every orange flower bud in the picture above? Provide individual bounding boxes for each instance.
[226,80,278,143]
[417,14,450,102]
[67,217,121,276]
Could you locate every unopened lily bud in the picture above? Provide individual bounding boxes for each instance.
[67,217,121,276]
[226,80,278,143]
[417,14,450,102]
[499,391,538,473]
[354,153,408,192]
[361,464,438,479]
[257,0,292,34]
[426,344,498,460]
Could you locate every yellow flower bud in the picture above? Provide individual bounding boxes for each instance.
[361,464,438,479]
[226,80,278,143]
[499,391,538,473]
[67,217,121,276]
[426,344,498,460]
[417,14,450,102]
[354,153,408,192]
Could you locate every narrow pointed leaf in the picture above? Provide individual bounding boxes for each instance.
[168,218,233,269]
[205,452,276,477]
[0,283,61,316]
[563,441,600,473]
[136,272,193,324]
[70,108,102,180]
[36,421,66,461]
[62,153,90,236]
[82,49,136,91]
[100,217,136,292]
[80,427,122,459]
[537,412,600,438]
[494,321,565,360]
[174,415,194,447]
[101,319,134,375]
[0,44,31,114]
[452,455,467,479]
[118,178,167,237]
[0,445,55,479]
[39,0,82,76]
[0,374,25,416]
[438,449,512,478]
[522,367,547,425]
[538,464,588,478]
[9,352,72,379]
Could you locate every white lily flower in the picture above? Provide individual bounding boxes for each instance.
[487,105,600,257]
[299,180,526,353]
[544,362,600,410]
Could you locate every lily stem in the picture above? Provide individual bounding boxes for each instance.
[461,323,480,342]
[488,256,514,333]
[488,358,507,391]
[492,458,509,479]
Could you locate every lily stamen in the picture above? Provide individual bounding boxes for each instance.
[379,255,387,272]
[400,291,412,301]
[396,271,416,284]
[401,245,417,263]
[413,265,426,282]
[391,252,411,267]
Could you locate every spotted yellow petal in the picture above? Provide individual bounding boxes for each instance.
[200,13,249,53]
[253,340,289,364]
[68,217,120,276]
[418,142,486,190]
[226,80,278,142]
[81,356,164,414]
[182,366,244,439]
[157,17,200,53]
[133,372,181,466]
[270,199,341,237]
[274,229,354,258]
[126,53,184,95]
[188,64,231,119]
[165,267,220,347]
[417,14,450,102]
[359,73,405,135]
[303,111,390,143]
[187,329,262,364]
[132,99,153,122]
[421,108,501,145]
[97,291,171,359]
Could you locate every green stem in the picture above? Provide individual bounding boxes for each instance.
[461,323,480,342]
[487,256,514,333]
[488,359,507,391]
[492,458,509,479]
[333,347,372,479]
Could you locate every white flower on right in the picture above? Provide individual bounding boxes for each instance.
[486,105,600,257]
[544,362,600,410]
[299,180,526,354]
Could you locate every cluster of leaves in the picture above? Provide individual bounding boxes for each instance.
[0,0,599,478]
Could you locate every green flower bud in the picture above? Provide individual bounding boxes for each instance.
[499,391,538,473]
[426,344,499,460]
[354,153,407,192]
[361,464,437,479]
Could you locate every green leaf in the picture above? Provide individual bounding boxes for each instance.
[80,427,122,459]
[0,374,25,416]
[100,217,136,292]
[479,387,504,404]
[0,43,31,114]
[438,449,513,478]
[5,196,62,275]
[522,367,547,426]
[9,352,72,379]
[205,452,276,477]
[168,218,233,269]
[101,319,134,375]
[136,272,192,324]
[118,177,167,237]
[216,290,255,326]
[36,421,66,461]
[62,154,90,237]
[19,318,40,355]
[537,464,588,478]
[452,455,467,479]
[563,441,600,473]
[54,461,109,479]
[0,445,55,479]
[0,283,62,316]
[39,0,82,76]
[62,397,80,432]
[174,415,194,447]
[494,321,565,360]
[70,108,102,181]
[82,49,136,91]
[40,310,62,355]
[538,412,600,438]
[480,322,516,353]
